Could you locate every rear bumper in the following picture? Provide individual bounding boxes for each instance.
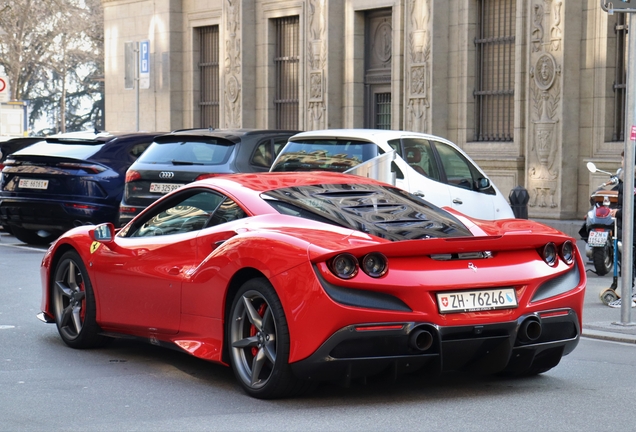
[0,198,118,232]
[290,309,580,382]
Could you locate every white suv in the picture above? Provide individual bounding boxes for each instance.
[270,129,514,220]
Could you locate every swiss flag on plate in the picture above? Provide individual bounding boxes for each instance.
[441,297,449,307]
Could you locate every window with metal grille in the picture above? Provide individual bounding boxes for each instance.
[474,0,515,142]
[274,16,299,130]
[375,93,392,130]
[612,14,627,142]
[199,26,219,128]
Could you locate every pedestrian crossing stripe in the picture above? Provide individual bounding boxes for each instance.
[90,241,101,254]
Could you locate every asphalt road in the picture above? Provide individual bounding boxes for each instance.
[1,231,635,431]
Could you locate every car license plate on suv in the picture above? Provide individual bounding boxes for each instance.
[436,288,517,313]
[18,179,49,190]
[149,183,183,194]
[588,230,609,247]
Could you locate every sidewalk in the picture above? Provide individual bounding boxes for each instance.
[534,220,636,343]
[579,245,636,344]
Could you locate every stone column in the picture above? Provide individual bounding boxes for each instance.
[307,0,327,130]
[526,0,580,219]
[222,0,255,128]
[404,0,431,133]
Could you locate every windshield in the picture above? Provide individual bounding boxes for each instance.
[270,139,379,172]
[262,183,472,241]
[137,138,236,165]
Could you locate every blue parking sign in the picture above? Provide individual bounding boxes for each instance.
[139,40,150,89]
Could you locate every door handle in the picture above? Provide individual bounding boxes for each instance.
[452,198,463,204]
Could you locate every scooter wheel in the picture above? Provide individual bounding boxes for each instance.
[600,289,619,305]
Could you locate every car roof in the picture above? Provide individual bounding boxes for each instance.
[45,130,161,144]
[197,171,386,194]
[289,129,454,144]
[162,128,301,142]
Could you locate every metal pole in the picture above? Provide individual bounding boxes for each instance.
[620,12,636,324]
[135,41,140,132]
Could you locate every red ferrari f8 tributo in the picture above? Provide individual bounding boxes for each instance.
[38,172,585,398]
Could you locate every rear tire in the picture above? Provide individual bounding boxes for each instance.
[592,243,613,276]
[10,224,57,245]
[227,278,314,399]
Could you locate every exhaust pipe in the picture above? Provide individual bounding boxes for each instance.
[409,328,434,352]
[518,317,542,343]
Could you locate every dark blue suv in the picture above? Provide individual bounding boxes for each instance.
[0,131,162,245]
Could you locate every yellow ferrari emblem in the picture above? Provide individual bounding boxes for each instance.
[90,241,101,254]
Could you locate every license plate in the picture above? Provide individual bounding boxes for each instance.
[588,230,609,247]
[149,183,183,194]
[18,179,49,190]
[436,288,517,313]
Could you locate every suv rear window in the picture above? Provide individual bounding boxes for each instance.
[270,139,379,172]
[137,138,236,165]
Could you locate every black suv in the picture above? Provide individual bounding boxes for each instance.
[118,128,299,226]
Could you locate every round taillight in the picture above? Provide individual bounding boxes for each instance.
[329,253,359,279]
[361,252,388,278]
[560,240,574,265]
[542,242,558,266]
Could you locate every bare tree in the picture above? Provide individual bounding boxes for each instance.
[0,0,104,133]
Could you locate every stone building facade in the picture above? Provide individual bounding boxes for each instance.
[102,0,626,221]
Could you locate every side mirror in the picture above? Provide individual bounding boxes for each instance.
[477,177,491,190]
[587,161,597,173]
[90,223,115,243]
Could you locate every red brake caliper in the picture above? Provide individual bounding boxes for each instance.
[249,303,267,357]
[78,274,86,321]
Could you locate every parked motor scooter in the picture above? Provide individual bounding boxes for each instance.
[579,162,620,276]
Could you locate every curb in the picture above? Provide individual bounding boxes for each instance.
[582,328,636,344]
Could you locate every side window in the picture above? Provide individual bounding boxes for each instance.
[251,139,274,168]
[273,137,289,158]
[129,142,151,159]
[386,139,405,180]
[399,138,441,181]
[433,142,477,190]
[128,190,225,237]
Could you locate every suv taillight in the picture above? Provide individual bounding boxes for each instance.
[126,170,142,182]
[57,162,107,173]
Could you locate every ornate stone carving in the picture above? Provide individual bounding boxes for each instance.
[527,1,563,210]
[550,1,562,52]
[309,71,323,102]
[534,53,557,90]
[307,0,326,130]
[531,4,544,53]
[405,0,430,132]
[224,0,241,128]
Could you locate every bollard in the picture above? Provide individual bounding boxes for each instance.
[509,186,529,219]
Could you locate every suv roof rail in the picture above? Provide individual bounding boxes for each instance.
[170,127,213,133]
